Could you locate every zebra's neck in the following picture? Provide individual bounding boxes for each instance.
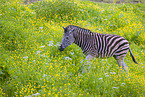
[73,30,94,52]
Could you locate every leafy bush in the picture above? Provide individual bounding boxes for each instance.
[0,49,10,82]
[32,0,78,21]
[0,21,25,50]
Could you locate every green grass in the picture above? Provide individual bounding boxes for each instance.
[0,0,145,96]
[92,0,145,3]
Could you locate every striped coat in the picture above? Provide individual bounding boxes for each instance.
[59,25,138,73]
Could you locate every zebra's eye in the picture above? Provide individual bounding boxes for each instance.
[66,37,69,39]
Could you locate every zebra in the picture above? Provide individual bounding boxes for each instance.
[59,25,138,74]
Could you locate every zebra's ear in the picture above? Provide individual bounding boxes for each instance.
[62,26,65,30]
[62,26,67,33]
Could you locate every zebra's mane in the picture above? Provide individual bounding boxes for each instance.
[67,25,92,34]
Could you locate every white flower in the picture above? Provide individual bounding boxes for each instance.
[80,9,84,11]
[104,73,108,75]
[72,64,75,66]
[15,92,18,94]
[40,27,43,29]
[39,45,45,48]
[98,28,101,30]
[112,87,118,89]
[36,50,42,54]
[101,10,105,12]
[48,41,53,46]
[112,72,116,74]
[70,52,74,55]
[122,83,125,85]
[69,72,73,75]
[0,14,2,16]
[24,96,32,97]
[48,43,53,46]
[0,71,4,74]
[43,74,47,77]
[32,60,36,62]
[48,59,51,62]
[99,78,103,80]
[23,56,28,59]
[40,54,46,57]
[110,72,116,74]
[54,42,60,46]
[32,93,40,96]
[104,19,107,20]
[31,12,35,14]
[105,75,110,77]
[64,57,72,60]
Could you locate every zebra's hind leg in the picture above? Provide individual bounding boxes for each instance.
[114,55,129,76]
[122,60,129,74]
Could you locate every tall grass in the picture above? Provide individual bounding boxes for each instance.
[0,0,145,96]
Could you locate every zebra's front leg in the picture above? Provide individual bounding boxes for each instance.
[75,55,94,75]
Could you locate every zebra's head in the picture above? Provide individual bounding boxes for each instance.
[59,26,75,51]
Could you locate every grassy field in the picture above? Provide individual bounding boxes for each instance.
[92,0,145,3]
[0,0,145,96]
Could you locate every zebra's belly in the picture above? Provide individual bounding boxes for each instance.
[86,50,111,58]
[95,53,111,58]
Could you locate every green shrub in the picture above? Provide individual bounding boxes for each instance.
[32,0,78,21]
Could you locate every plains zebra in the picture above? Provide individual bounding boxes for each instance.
[59,25,138,74]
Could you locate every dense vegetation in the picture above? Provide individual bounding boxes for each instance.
[92,0,145,3]
[0,0,145,96]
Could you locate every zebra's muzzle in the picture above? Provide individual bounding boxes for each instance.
[59,45,64,51]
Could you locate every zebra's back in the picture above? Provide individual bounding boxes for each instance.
[82,33,129,59]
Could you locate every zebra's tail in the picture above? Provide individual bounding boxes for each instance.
[129,48,138,64]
